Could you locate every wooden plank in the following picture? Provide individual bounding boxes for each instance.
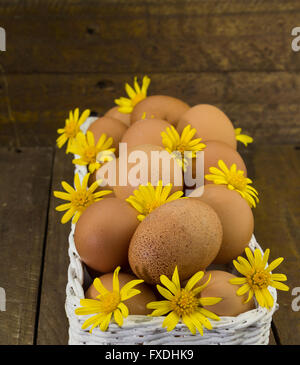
[3,72,300,110]
[36,148,74,345]
[1,0,300,15]
[0,72,300,147]
[0,147,53,344]
[245,145,300,345]
[1,1,300,73]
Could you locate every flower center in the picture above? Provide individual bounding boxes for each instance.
[227,172,247,191]
[72,190,93,210]
[170,289,198,317]
[177,144,187,154]
[132,93,145,107]
[64,121,78,138]
[246,269,271,290]
[84,146,98,162]
[99,292,120,314]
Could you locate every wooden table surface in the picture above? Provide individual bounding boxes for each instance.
[0,0,299,345]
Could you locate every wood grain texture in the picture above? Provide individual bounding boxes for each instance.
[1,0,300,73]
[0,147,53,344]
[1,0,300,147]
[36,148,74,345]
[0,72,300,147]
[242,145,300,345]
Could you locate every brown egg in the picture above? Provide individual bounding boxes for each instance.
[128,199,223,284]
[131,95,190,126]
[177,104,237,149]
[92,158,117,191]
[191,186,254,264]
[113,144,183,200]
[203,140,247,183]
[85,272,157,315]
[199,270,255,316]
[121,118,172,150]
[105,106,131,127]
[87,116,128,155]
[87,167,115,196]
[74,198,139,273]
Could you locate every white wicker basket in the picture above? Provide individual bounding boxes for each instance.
[65,117,278,345]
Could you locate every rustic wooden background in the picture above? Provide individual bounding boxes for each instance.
[0,0,299,345]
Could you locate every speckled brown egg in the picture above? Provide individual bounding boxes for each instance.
[121,118,172,150]
[128,198,223,284]
[105,106,131,127]
[113,144,183,200]
[85,272,157,315]
[203,140,247,183]
[192,185,254,264]
[199,270,255,316]
[74,198,139,273]
[87,116,128,155]
[177,104,237,149]
[131,95,190,126]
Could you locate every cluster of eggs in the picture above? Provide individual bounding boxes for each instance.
[74,95,255,317]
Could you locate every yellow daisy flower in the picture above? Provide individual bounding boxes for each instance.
[230,248,289,310]
[235,128,253,147]
[56,108,90,153]
[75,266,144,332]
[205,160,259,208]
[115,75,151,114]
[126,181,185,222]
[161,124,206,171]
[53,172,112,224]
[70,131,116,173]
[147,266,222,336]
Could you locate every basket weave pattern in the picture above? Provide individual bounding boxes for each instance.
[65,117,278,345]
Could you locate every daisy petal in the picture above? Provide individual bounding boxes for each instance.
[114,308,124,327]
[117,302,129,317]
[185,271,204,292]
[156,285,174,301]
[93,278,109,295]
[160,275,178,295]
[162,311,180,332]
[172,266,181,290]
[270,280,289,291]
[266,257,284,272]
[182,315,197,335]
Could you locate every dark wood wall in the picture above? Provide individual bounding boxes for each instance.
[0,0,300,148]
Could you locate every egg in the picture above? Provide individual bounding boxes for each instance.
[192,185,254,264]
[203,140,247,183]
[105,106,131,127]
[87,116,128,155]
[128,198,223,284]
[121,118,172,150]
[85,272,157,315]
[177,104,237,149]
[74,198,139,273]
[112,144,183,200]
[131,95,190,126]
[87,166,115,196]
[199,270,255,316]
